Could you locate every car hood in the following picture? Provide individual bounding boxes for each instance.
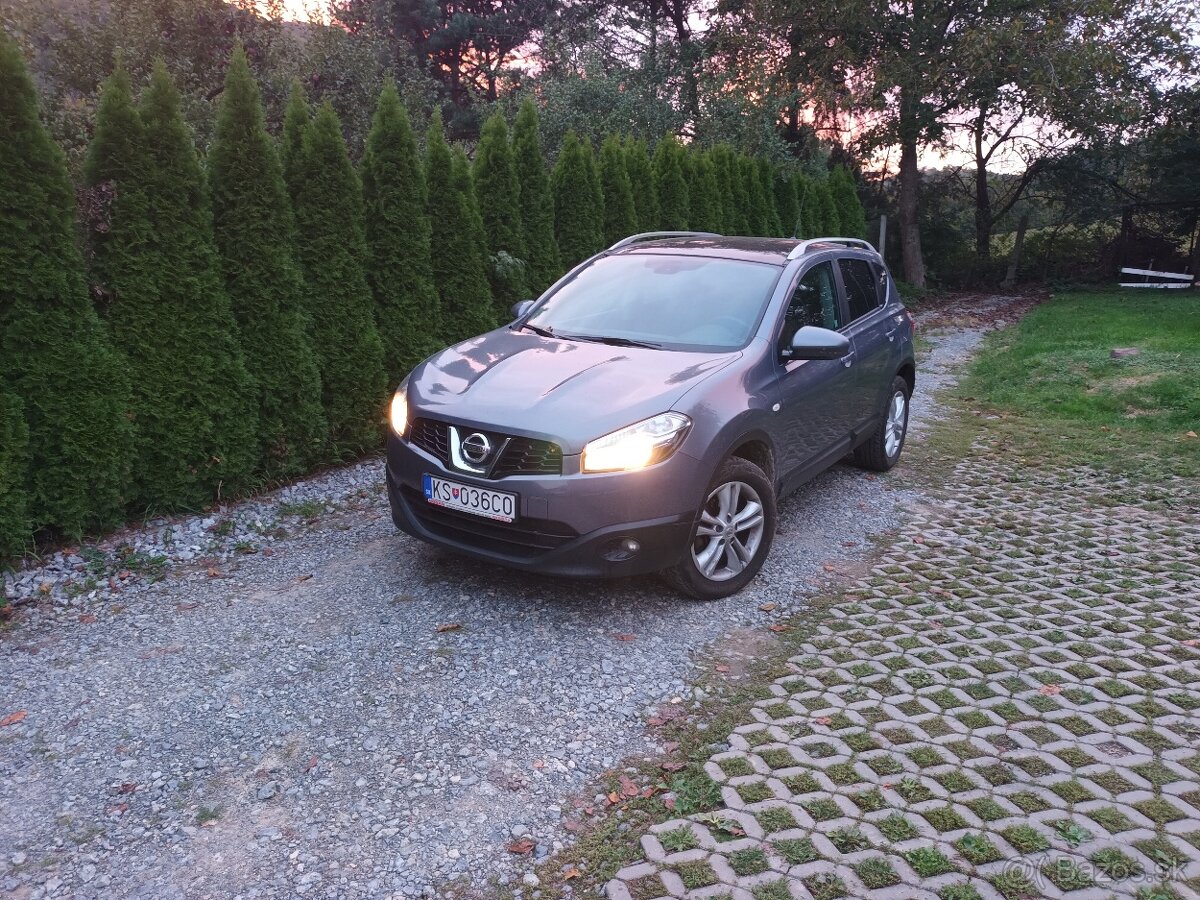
[408,329,740,453]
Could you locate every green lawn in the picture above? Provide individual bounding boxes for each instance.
[962,289,1199,477]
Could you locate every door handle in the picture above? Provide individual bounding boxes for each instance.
[842,352,855,368]
[886,329,898,343]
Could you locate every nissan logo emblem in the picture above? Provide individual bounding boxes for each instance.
[461,432,492,464]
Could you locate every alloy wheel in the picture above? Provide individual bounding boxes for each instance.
[884,390,907,458]
[691,480,766,582]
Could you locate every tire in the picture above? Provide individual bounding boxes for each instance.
[852,375,911,472]
[661,456,778,600]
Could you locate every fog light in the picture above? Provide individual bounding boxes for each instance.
[602,537,642,562]
[621,538,641,554]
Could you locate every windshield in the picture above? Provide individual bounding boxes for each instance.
[524,253,782,351]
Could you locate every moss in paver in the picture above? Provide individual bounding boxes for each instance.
[729,847,770,875]
[825,763,860,786]
[1013,756,1054,777]
[1001,824,1049,853]
[1093,769,1137,795]
[1054,747,1097,768]
[896,776,932,803]
[1057,715,1098,736]
[738,782,774,804]
[879,727,916,745]
[908,747,946,768]
[939,884,984,900]
[743,729,774,747]
[804,742,837,759]
[757,806,798,834]
[966,797,1008,821]
[782,773,820,795]
[851,789,887,813]
[627,875,667,900]
[1135,797,1186,824]
[855,856,901,888]
[867,755,904,776]
[1050,779,1096,803]
[675,860,719,889]
[659,825,699,852]
[988,870,1037,899]
[803,872,847,900]
[758,748,796,770]
[1096,706,1134,726]
[955,832,1003,865]
[957,711,993,729]
[719,756,756,778]
[945,740,986,761]
[802,798,842,821]
[843,732,878,752]
[1087,806,1135,833]
[1050,819,1093,847]
[828,826,872,854]
[1135,835,1187,869]
[1041,858,1094,890]
[773,837,819,864]
[1134,761,1180,787]
[1131,728,1177,751]
[762,702,794,720]
[925,806,969,832]
[751,880,792,900]
[978,763,1017,786]
[904,846,957,877]
[878,813,918,842]
[922,717,955,738]
[1020,724,1058,745]
[1091,847,1143,879]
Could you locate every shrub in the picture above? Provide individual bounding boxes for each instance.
[473,111,529,315]
[292,99,388,454]
[599,134,637,246]
[552,129,604,266]
[511,100,561,293]
[0,391,30,563]
[209,45,327,474]
[361,81,442,379]
[653,134,690,230]
[624,137,660,233]
[1,36,131,536]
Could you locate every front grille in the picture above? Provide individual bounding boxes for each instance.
[401,486,576,558]
[407,418,562,478]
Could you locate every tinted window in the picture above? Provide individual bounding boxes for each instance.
[779,262,842,354]
[839,257,881,321]
[527,254,781,351]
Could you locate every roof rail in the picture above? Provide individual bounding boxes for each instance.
[786,237,879,260]
[607,231,722,251]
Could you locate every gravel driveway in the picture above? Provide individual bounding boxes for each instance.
[0,304,1014,899]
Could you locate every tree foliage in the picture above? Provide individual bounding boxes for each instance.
[829,166,867,238]
[292,99,387,454]
[686,150,721,233]
[624,137,660,233]
[552,130,604,266]
[653,134,690,230]
[361,80,442,380]
[209,45,327,474]
[0,389,30,564]
[473,111,530,315]
[598,135,638,246]
[425,110,495,341]
[511,100,561,294]
[1,34,131,538]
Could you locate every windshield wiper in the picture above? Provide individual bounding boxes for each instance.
[516,322,557,338]
[567,334,663,350]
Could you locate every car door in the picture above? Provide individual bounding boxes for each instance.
[836,255,896,434]
[769,259,856,481]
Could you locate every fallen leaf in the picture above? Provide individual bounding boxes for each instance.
[606,791,620,805]
[814,716,832,726]
[614,633,636,642]
[758,602,777,612]
[109,802,129,815]
[533,760,545,769]
[1039,684,1062,695]
[715,664,731,673]
[583,806,594,816]
[117,782,138,794]
[79,614,97,624]
[1183,639,1198,648]
[768,624,789,632]
[506,839,535,855]
[1,711,28,727]
[563,867,581,880]
[1186,431,1197,438]
[435,623,462,633]
[662,796,676,810]
[914,535,925,544]
[661,761,685,772]
[619,775,640,798]
[304,756,319,774]
[206,567,222,578]
[38,583,52,595]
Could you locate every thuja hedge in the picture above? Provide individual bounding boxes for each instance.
[0,41,867,564]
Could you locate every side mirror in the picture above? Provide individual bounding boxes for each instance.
[785,326,850,361]
[511,299,535,320]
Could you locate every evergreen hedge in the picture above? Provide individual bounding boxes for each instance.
[361,81,442,380]
[776,171,801,238]
[687,152,721,233]
[712,146,745,234]
[0,390,30,563]
[426,111,495,342]
[209,46,327,475]
[552,130,604,267]
[653,135,690,230]
[511,100,561,294]
[624,138,660,234]
[830,166,868,239]
[291,99,387,454]
[598,134,637,246]
[1,35,132,538]
[473,112,530,316]
[757,158,783,237]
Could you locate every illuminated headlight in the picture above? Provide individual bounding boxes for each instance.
[389,384,409,436]
[582,413,691,473]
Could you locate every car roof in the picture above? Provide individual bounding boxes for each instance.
[614,235,874,266]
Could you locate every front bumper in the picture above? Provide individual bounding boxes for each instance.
[385,431,702,578]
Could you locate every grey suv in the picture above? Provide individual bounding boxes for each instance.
[386,233,915,598]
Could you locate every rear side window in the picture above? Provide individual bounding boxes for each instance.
[839,257,881,321]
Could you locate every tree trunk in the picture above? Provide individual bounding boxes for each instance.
[974,110,992,260]
[898,138,926,288]
[1001,213,1029,289]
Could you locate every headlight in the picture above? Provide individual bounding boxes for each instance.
[389,385,408,436]
[582,412,691,473]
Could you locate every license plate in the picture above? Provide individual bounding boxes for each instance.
[423,474,517,523]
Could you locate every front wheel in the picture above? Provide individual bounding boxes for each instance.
[852,376,911,472]
[661,457,777,600]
